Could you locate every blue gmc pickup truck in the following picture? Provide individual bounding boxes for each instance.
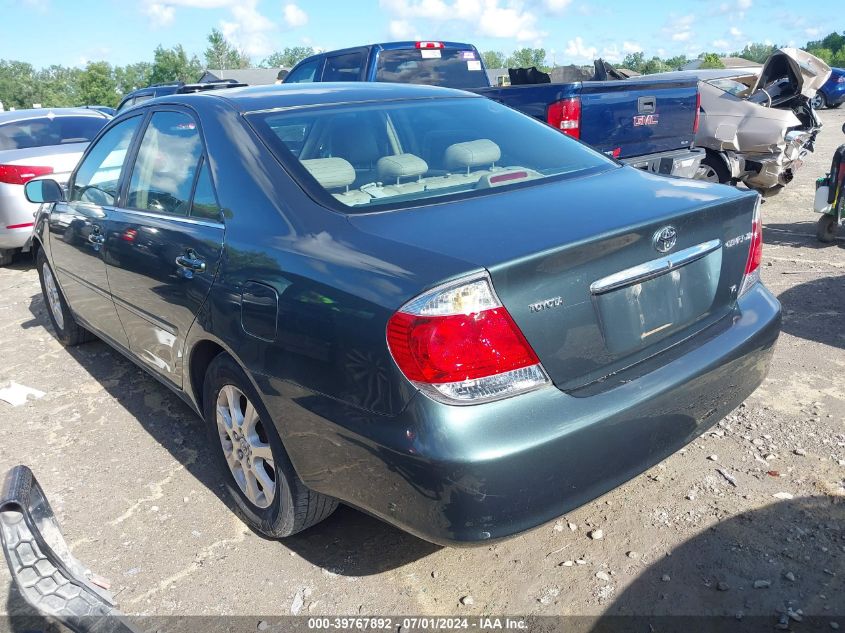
[284,41,704,178]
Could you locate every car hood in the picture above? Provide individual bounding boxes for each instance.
[753,48,831,99]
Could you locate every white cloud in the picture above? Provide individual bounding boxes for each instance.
[283,3,308,28]
[220,0,276,56]
[729,26,742,38]
[389,19,415,39]
[805,27,822,38]
[545,0,571,12]
[663,14,694,43]
[564,36,597,63]
[380,0,545,43]
[144,2,175,26]
[622,41,641,53]
[712,39,729,49]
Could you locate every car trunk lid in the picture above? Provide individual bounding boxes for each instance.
[350,166,759,391]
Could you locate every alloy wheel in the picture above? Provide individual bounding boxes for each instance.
[42,264,64,330]
[696,165,721,183]
[215,385,276,508]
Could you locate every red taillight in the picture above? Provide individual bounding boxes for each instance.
[386,274,548,404]
[0,165,54,186]
[693,91,701,135]
[415,41,444,49]
[387,308,539,384]
[739,198,763,297]
[547,97,581,139]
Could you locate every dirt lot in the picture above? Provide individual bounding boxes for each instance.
[0,109,843,626]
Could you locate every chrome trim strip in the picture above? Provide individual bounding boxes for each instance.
[590,238,722,295]
[112,207,224,229]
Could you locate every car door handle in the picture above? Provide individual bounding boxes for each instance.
[175,252,206,273]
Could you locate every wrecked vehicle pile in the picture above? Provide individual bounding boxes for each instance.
[646,49,831,194]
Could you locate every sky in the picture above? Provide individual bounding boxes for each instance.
[0,0,840,69]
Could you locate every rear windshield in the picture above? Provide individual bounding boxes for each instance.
[0,116,107,150]
[375,48,488,89]
[248,97,615,213]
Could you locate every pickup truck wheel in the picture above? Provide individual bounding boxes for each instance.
[203,353,338,538]
[811,93,827,110]
[697,155,730,184]
[36,250,94,346]
[816,214,838,243]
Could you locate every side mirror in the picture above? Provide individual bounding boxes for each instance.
[24,178,64,204]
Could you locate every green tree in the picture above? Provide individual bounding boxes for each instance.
[641,57,669,74]
[114,62,152,95]
[506,47,547,70]
[204,28,250,70]
[699,53,725,69]
[620,52,646,72]
[481,50,506,69]
[733,43,778,65]
[0,60,40,109]
[37,65,82,107]
[663,54,689,71]
[832,49,845,67]
[809,47,834,64]
[78,61,118,107]
[261,47,315,68]
[150,45,202,84]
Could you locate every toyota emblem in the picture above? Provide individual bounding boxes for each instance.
[653,226,677,253]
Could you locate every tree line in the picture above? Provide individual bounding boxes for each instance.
[2,29,843,110]
[0,29,316,110]
[482,31,845,75]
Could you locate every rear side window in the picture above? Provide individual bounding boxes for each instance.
[191,160,221,221]
[375,48,487,89]
[285,59,322,83]
[70,115,141,206]
[0,115,108,150]
[322,53,364,81]
[126,111,203,216]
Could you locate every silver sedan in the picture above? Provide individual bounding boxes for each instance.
[0,108,109,265]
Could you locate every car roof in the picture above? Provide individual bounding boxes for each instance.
[161,81,479,114]
[0,107,110,124]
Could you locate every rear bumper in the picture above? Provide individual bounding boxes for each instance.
[271,283,781,545]
[0,185,37,251]
[622,147,704,179]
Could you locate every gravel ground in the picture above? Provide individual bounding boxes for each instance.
[0,109,843,625]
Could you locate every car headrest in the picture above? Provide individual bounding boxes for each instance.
[301,157,355,190]
[376,153,429,183]
[444,139,501,171]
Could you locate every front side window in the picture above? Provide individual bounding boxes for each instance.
[70,115,141,206]
[285,59,322,83]
[248,97,615,213]
[322,53,364,81]
[0,115,108,151]
[126,111,203,216]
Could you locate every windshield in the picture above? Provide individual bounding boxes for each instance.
[375,48,489,89]
[248,97,615,212]
[706,77,753,97]
[0,116,107,151]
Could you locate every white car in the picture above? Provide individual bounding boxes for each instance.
[0,108,110,265]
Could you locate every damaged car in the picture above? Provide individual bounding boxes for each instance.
[647,49,831,195]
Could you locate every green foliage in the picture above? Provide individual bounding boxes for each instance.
[150,45,202,84]
[699,53,725,69]
[733,43,778,64]
[205,28,249,70]
[809,48,834,64]
[481,50,506,69]
[261,47,315,68]
[78,61,118,107]
[114,62,152,96]
[506,48,548,71]
[619,52,673,74]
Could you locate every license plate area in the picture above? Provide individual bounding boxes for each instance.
[591,241,722,355]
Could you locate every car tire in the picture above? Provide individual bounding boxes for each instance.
[811,93,827,110]
[831,102,843,109]
[203,353,338,538]
[0,249,13,267]
[816,214,838,243]
[697,154,731,184]
[37,250,94,346]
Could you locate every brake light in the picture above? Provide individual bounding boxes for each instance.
[386,274,549,404]
[547,97,581,139]
[0,165,53,186]
[693,91,701,135]
[415,41,444,49]
[739,197,763,297]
